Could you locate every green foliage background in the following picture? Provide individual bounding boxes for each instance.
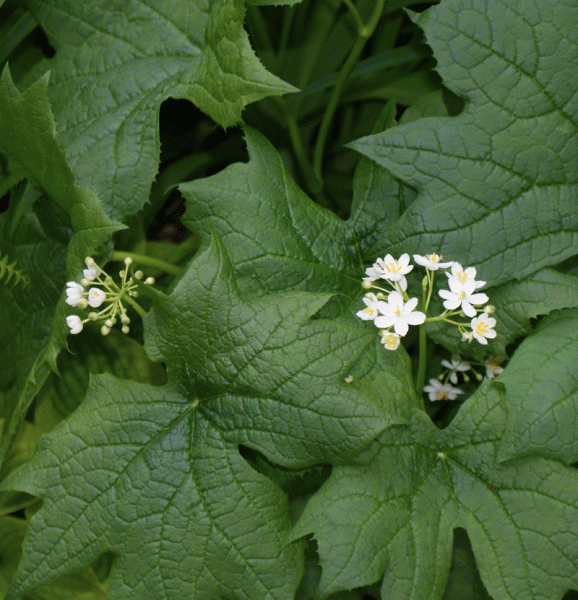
[1,0,577,599]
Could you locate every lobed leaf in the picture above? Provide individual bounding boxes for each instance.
[350,0,578,287]
[24,0,297,222]
[292,382,578,600]
[498,308,578,464]
[1,374,303,600]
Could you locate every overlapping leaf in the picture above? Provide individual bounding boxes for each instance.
[498,308,578,465]
[350,0,578,287]
[0,67,123,467]
[24,0,296,222]
[292,382,578,600]
[2,374,303,600]
[2,236,401,599]
[178,124,418,394]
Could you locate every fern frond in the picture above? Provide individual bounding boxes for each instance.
[0,251,30,288]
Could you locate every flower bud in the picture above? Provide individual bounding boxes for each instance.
[122,325,130,334]
[134,270,143,279]
[484,305,496,314]
[124,257,133,266]
[362,280,372,289]
[121,315,130,325]
[88,312,99,320]
[80,278,91,287]
[85,257,95,267]
[144,277,155,285]
[101,325,111,336]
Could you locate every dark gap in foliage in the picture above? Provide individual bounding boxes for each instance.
[442,528,492,599]
[0,191,9,213]
[146,99,247,243]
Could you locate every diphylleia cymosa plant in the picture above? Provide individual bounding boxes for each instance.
[65,256,155,336]
[356,253,499,400]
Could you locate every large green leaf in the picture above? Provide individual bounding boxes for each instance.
[24,0,297,222]
[292,382,578,600]
[498,308,578,465]
[350,0,578,287]
[2,374,303,600]
[2,237,399,599]
[0,67,124,468]
[178,125,418,407]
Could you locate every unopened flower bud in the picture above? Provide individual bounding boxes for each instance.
[134,270,143,279]
[122,325,130,334]
[101,325,111,336]
[105,319,114,328]
[77,299,88,309]
[484,305,496,314]
[80,278,91,287]
[89,312,99,320]
[121,315,130,325]
[422,275,428,290]
[124,257,132,266]
[85,257,95,267]
[362,280,372,289]
[119,270,126,278]
[144,277,155,285]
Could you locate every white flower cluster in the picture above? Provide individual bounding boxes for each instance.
[65,257,154,336]
[424,355,504,402]
[357,253,497,350]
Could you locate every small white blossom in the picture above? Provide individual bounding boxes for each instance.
[83,265,101,281]
[470,312,497,345]
[380,331,401,350]
[446,262,486,289]
[356,293,381,321]
[439,278,489,318]
[363,253,413,291]
[65,281,84,306]
[66,315,83,334]
[423,378,464,402]
[374,291,426,336]
[87,287,106,308]
[413,253,453,271]
[485,358,504,378]
[441,355,470,384]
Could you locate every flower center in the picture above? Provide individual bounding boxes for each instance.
[457,271,467,282]
[476,322,488,334]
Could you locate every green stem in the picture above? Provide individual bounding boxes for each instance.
[415,322,427,406]
[274,97,323,195]
[110,251,182,277]
[312,0,386,183]
[123,293,146,318]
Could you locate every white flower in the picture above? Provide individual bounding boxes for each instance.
[446,262,486,289]
[364,253,413,291]
[439,278,489,318]
[471,312,497,344]
[87,287,106,308]
[374,291,426,336]
[485,358,504,378]
[413,253,453,271]
[356,293,381,321]
[66,315,83,334]
[83,265,101,281]
[423,378,464,402]
[441,355,470,384]
[380,331,401,350]
[65,281,84,306]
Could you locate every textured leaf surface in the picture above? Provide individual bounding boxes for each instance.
[3,236,402,599]
[179,125,418,405]
[0,67,124,467]
[498,308,578,464]
[292,383,578,600]
[2,374,303,600]
[26,0,296,222]
[144,237,398,467]
[350,0,578,286]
